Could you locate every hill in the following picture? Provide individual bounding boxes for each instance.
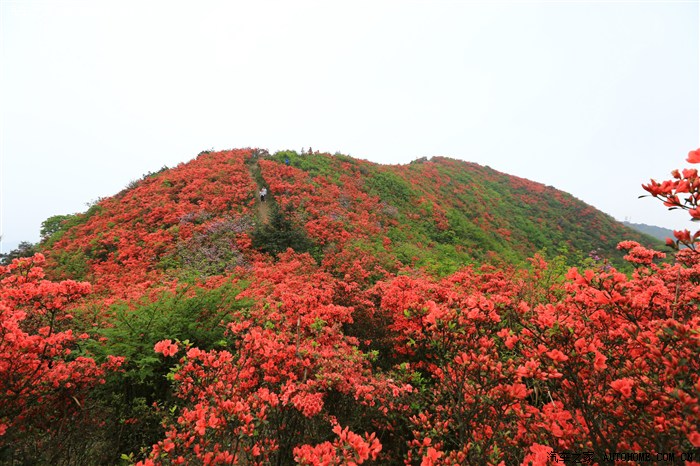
[38,149,661,292]
[4,148,695,466]
[623,221,674,242]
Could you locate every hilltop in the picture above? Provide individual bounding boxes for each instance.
[38,148,660,292]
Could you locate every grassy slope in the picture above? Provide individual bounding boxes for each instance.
[267,151,663,273]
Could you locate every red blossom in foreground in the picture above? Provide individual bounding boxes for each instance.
[610,378,635,398]
[686,148,700,163]
[0,254,121,445]
[154,339,179,357]
[521,443,553,466]
[293,422,382,465]
[642,148,700,250]
[617,240,666,264]
[136,251,410,465]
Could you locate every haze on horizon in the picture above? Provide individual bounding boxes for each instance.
[1,0,698,252]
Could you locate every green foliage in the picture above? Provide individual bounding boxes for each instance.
[248,155,267,186]
[294,154,334,179]
[310,317,327,334]
[271,150,299,164]
[80,281,251,462]
[364,169,417,207]
[0,241,36,265]
[445,210,500,250]
[142,165,169,179]
[272,151,350,184]
[251,204,317,258]
[88,281,250,383]
[51,248,90,280]
[421,243,472,276]
[40,205,103,250]
[391,240,423,266]
[40,214,75,240]
[332,153,357,165]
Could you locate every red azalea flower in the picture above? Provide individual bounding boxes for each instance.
[687,148,700,163]
[154,339,179,357]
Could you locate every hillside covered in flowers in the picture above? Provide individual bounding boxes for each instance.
[39,149,657,289]
[1,148,697,466]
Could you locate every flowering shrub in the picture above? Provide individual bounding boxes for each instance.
[135,251,411,465]
[6,148,697,464]
[0,254,122,463]
[44,149,257,296]
[643,148,700,252]
[293,422,382,465]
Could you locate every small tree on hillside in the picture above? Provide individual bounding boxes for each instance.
[251,204,315,257]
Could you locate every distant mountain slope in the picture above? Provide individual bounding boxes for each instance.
[623,221,674,242]
[39,149,664,292]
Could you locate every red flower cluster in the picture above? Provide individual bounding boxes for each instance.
[154,339,179,357]
[643,148,700,248]
[45,149,257,298]
[0,254,122,447]
[293,422,382,465]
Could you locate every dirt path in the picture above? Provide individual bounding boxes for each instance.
[257,196,270,224]
[249,161,271,225]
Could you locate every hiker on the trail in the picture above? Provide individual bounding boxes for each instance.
[260,187,267,202]
[285,157,290,166]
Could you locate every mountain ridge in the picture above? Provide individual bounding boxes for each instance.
[36,148,662,291]
[623,220,674,242]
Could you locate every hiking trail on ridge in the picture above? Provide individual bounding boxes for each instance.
[249,160,270,225]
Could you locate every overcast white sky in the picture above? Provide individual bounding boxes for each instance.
[1,0,698,252]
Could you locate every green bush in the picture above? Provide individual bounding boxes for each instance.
[51,249,90,280]
[251,204,317,258]
[364,170,416,207]
[0,241,36,265]
[80,281,251,462]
